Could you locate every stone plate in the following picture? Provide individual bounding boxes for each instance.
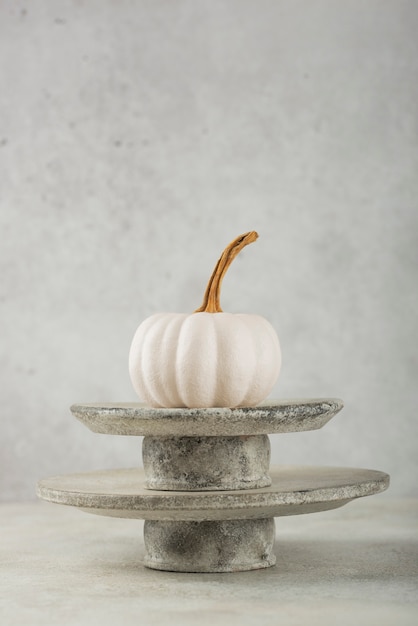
[71,398,344,437]
[37,465,389,521]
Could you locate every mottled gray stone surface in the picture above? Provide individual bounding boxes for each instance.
[143,518,276,572]
[71,398,344,437]
[40,396,388,574]
[143,435,271,491]
[37,465,389,521]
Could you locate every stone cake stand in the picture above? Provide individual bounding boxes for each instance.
[37,399,390,573]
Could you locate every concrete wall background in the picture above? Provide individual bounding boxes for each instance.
[1,0,417,500]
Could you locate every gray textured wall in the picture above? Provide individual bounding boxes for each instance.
[1,1,417,500]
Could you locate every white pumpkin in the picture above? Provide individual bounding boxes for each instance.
[129,232,281,408]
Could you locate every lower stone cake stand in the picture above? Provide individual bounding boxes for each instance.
[37,399,390,573]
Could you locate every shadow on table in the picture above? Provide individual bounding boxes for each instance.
[106,536,418,589]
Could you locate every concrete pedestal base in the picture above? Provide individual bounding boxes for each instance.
[37,399,390,576]
[143,435,271,491]
[143,518,276,572]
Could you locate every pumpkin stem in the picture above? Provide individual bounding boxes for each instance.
[194,231,259,313]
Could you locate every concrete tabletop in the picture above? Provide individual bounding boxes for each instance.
[1,497,417,626]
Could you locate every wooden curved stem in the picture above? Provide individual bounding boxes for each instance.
[194,231,259,313]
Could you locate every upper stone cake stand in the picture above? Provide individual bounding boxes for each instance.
[70,397,344,436]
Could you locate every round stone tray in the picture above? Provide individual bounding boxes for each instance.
[70,398,343,437]
[37,465,389,521]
